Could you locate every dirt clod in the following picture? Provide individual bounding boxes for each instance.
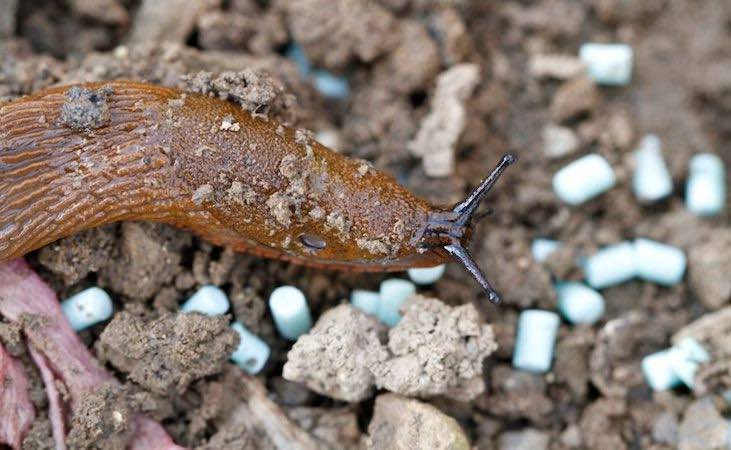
[283,305,387,402]
[97,311,238,395]
[373,295,498,401]
[365,394,470,450]
[66,383,134,450]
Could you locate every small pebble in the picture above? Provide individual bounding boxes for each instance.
[512,310,560,374]
[633,135,673,202]
[634,238,686,286]
[555,282,605,325]
[542,124,580,160]
[312,70,350,100]
[529,53,586,80]
[685,153,726,217]
[377,278,416,327]
[350,289,380,315]
[61,287,114,331]
[407,264,446,285]
[269,286,313,340]
[230,322,270,375]
[579,43,633,86]
[642,349,681,391]
[584,242,637,289]
[553,154,616,205]
[531,238,560,263]
[180,285,230,316]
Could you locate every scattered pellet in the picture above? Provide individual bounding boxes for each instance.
[377,278,416,327]
[269,286,313,341]
[181,285,230,316]
[512,310,560,374]
[579,43,633,86]
[555,282,605,325]
[230,322,271,375]
[685,153,726,217]
[633,135,673,202]
[61,287,114,331]
[407,264,446,285]
[350,289,380,316]
[553,154,616,205]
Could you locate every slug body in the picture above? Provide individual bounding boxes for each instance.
[0,81,513,301]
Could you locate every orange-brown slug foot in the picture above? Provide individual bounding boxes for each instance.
[0,81,515,303]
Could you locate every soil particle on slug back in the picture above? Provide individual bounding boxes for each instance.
[59,86,113,131]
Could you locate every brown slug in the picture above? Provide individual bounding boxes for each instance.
[0,81,514,303]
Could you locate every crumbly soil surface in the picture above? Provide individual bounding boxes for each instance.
[1,0,730,449]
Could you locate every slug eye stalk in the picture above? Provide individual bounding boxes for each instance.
[418,154,516,304]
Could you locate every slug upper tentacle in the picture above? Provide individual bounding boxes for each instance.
[0,81,514,301]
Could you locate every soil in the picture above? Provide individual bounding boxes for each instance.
[1,0,730,449]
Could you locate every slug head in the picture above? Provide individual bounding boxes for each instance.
[413,154,516,304]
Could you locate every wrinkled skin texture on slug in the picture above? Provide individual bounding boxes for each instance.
[0,81,446,270]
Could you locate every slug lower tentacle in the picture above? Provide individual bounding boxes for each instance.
[0,81,514,302]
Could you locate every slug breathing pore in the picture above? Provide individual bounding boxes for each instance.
[0,81,515,304]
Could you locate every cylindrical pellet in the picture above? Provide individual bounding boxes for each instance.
[632,135,673,202]
[642,349,681,391]
[407,264,446,285]
[181,285,230,316]
[555,282,605,325]
[350,289,380,315]
[686,153,726,217]
[230,322,270,375]
[634,238,686,286]
[377,278,416,327]
[269,286,313,341]
[553,154,616,205]
[531,238,560,263]
[61,287,114,331]
[579,43,633,86]
[584,242,637,289]
[512,310,560,374]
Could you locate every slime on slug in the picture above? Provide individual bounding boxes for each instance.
[0,81,515,303]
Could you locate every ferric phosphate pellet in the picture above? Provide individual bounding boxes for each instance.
[312,70,350,100]
[268,286,313,340]
[407,264,446,285]
[671,338,711,389]
[181,285,230,316]
[230,322,270,375]
[642,349,681,391]
[531,238,560,263]
[377,278,416,327]
[553,154,616,205]
[555,282,605,325]
[632,135,673,202]
[584,242,637,289]
[579,43,633,86]
[634,238,686,286]
[350,289,380,315]
[61,287,114,331]
[286,43,311,75]
[686,153,726,217]
[512,310,560,374]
